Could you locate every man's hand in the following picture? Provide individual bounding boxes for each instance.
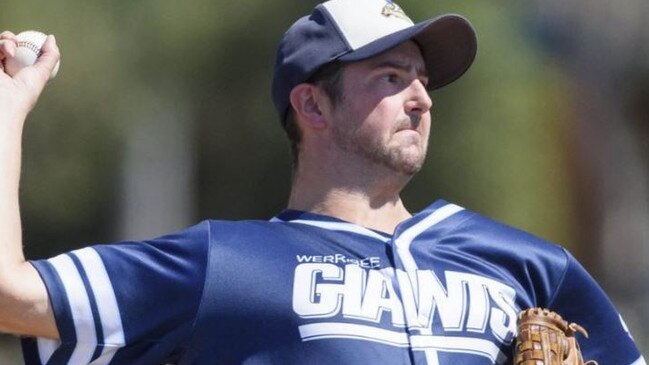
[0,30,60,121]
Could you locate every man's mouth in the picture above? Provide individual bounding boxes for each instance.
[394,116,421,133]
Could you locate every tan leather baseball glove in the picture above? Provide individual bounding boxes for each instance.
[514,308,598,365]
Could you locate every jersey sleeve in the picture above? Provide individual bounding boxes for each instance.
[21,221,211,365]
[548,248,646,365]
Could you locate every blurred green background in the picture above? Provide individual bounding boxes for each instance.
[1,0,647,360]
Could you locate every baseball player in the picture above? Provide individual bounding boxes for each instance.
[0,0,646,364]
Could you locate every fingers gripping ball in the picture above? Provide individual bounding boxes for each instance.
[4,31,60,78]
[514,308,598,365]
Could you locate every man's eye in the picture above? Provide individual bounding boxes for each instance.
[382,74,399,83]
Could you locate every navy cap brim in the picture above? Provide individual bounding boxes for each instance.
[337,14,477,91]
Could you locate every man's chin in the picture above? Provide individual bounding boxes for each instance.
[395,162,423,176]
[383,156,425,176]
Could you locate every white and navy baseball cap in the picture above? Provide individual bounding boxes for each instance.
[272,0,478,123]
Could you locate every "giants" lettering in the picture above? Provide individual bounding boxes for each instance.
[292,263,517,343]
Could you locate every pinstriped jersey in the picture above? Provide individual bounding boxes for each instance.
[22,200,646,364]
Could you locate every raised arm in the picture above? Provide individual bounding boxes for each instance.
[0,31,60,339]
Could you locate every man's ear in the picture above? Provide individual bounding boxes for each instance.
[289,84,328,129]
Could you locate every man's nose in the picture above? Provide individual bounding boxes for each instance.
[404,80,432,115]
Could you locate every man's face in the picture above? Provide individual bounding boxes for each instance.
[327,41,432,175]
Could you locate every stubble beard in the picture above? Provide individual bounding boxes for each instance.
[331,116,428,176]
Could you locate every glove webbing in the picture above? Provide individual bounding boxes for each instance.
[514,308,598,365]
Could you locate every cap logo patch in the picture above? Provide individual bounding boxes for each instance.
[381,2,411,22]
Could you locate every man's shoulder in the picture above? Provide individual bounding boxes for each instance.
[452,205,562,246]
[445,205,569,264]
[198,217,319,245]
[202,217,300,233]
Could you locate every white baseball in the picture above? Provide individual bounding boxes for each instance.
[4,30,60,79]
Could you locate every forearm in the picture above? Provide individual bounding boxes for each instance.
[0,112,54,336]
[0,111,27,267]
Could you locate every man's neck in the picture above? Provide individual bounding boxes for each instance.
[287,164,413,234]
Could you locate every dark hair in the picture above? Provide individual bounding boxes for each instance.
[283,61,345,169]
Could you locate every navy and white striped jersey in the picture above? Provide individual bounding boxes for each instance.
[22,200,646,364]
